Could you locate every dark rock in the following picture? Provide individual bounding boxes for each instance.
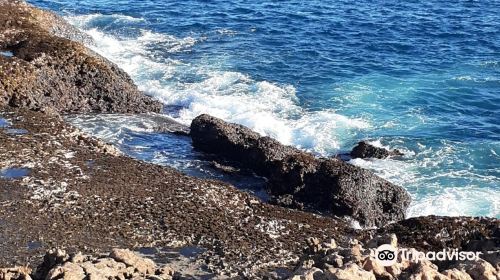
[143,114,190,136]
[269,194,304,210]
[0,0,162,114]
[190,114,411,227]
[364,216,500,252]
[300,159,410,227]
[0,108,352,276]
[350,141,403,159]
[210,161,240,174]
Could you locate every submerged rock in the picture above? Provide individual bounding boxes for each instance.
[350,141,403,159]
[0,0,161,114]
[190,114,411,227]
[144,114,191,136]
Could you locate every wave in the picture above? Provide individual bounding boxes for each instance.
[64,13,499,219]
[350,139,500,218]
[66,13,145,25]
[66,13,370,155]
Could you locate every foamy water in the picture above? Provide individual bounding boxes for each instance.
[48,4,500,219]
[67,14,370,155]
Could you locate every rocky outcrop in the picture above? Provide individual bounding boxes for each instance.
[350,141,403,159]
[0,0,161,114]
[0,267,31,280]
[30,248,174,280]
[289,233,500,280]
[365,216,500,253]
[190,114,411,227]
[0,108,352,278]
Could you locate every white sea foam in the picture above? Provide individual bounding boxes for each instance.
[350,140,500,218]
[65,13,499,218]
[66,13,370,155]
[216,28,238,36]
[66,114,159,145]
[66,13,145,25]
[407,187,499,218]
[0,51,13,57]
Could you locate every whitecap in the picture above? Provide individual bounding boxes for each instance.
[65,13,145,27]
[408,187,500,218]
[66,14,371,155]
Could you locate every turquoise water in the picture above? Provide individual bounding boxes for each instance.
[31,0,499,218]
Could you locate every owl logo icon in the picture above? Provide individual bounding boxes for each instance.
[375,244,398,266]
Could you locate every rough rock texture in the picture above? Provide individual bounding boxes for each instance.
[0,0,161,114]
[350,141,403,159]
[32,248,175,280]
[289,234,500,280]
[0,108,353,278]
[144,114,190,136]
[190,114,411,227]
[0,267,31,280]
[367,216,500,253]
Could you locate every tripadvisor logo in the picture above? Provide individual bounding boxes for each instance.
[372,244,483,267]
[374,244,398,266]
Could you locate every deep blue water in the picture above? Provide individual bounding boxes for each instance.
[30,0,499,218]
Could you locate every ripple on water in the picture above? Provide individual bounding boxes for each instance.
[27,241,43,250]
[32,0,500,218]
[179,246,206,258]
[0,168,31,179]
[5,128,28,135]
[0,51,13,57]
[0,118,10,128]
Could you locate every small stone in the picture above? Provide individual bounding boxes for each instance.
[324,253,343,268]
[442,268,473,280]
[291,267,325,280]
[362,257,393,280]
[322,239,337,250]
[110,249,155,274]
[366,234,398,249]
[454,259,498,280]
[45,262,86,280]
[325,263,376,280]
[402,260,448,280]
[350,141,403,159]
[300,260,315,270]
[0,267,32,280]
[306,237,322,253]
[70,253,86,263]
[155,265,175,279]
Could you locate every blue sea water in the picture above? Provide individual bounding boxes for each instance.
[30,0,499,218]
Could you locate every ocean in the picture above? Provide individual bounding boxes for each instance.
[29,0,499,218]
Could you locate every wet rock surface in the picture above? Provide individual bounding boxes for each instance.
[0,2,498,279]
[0,108,353,278]
[190,114,411,227]
[143,114,191,136]
[0,0,161,114]
[350,141,403,159]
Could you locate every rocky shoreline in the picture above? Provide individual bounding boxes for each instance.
[0,1,498,279]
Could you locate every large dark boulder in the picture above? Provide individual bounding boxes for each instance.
[0,0,162,114]
[350,141,403,159]
[191,114,411,227]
